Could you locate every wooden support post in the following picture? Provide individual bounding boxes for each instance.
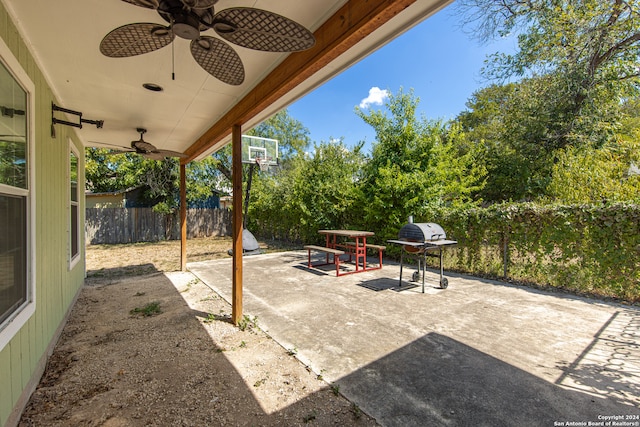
[180,163,187,272]
[231,124,243,324]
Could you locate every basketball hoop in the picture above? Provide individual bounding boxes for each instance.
[255,156,270,172]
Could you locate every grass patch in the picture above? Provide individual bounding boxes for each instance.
[181,278,200,293]
[237,315,258,332]
[351,403,362,419]
[253,372,269,388]
[202,312,232,324]
[129,301,161,317]
[331,384,340,396]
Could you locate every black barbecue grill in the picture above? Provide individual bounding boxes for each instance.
[387,219,457,292]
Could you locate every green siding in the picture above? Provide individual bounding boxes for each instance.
[0,2,86,425]
[0,348,10,421]
[10,336,21,405]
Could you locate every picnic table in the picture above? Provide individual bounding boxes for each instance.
[304,230,385,276]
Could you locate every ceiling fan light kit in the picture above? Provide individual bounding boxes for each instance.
[100,0,315,85]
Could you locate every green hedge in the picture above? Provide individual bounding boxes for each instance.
[423,203,640,303]
[252,201,639,303]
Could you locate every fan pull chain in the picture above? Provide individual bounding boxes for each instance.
[171,17,176,80]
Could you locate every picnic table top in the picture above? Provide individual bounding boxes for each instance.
[318,229,375,238]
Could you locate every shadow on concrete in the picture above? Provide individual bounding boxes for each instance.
[357,278,419,292]
[292,265,329,276]
[555,310,640,407]
[339,332,638,427]
[296,252,387,277]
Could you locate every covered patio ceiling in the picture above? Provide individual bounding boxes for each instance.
[4,0,452,160]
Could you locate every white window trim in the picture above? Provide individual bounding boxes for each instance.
[0,36,36,352]
[69,141,80,270]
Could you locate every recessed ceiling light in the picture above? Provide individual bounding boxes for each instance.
[143,83,163,92]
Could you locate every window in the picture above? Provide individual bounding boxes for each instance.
[0,195,27,326]
[0,37,35,349]
[69,146,80,266]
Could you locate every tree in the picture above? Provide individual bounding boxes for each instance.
[546,98,640,203]
[247,139,366,242]
[355,88,485,237]
[185,156,227,206]
[85,148,182,211]
[247,109,311,160]
[86,148,217,212]
[456,82,560,201]
[212,108,311,183]
[85,148,141,193]
[142,158,181,213]
[456,0,640,150]
[0,139,27,188]
[546,141,640,203]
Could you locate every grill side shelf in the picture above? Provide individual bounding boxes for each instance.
[386,239,458,248]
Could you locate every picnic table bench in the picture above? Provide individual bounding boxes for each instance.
[304,245,345,276]
[344,242,385,267]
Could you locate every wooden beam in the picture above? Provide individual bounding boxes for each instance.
[183,0,416,162]
[231,124,243,325]
[180,163,187,271]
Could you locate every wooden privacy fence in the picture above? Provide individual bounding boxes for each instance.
[86,208,232,244]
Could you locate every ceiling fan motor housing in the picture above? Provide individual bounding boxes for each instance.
[169,9,201,39]
[157,0,215,39]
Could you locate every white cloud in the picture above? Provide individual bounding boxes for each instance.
[359,87,389,109]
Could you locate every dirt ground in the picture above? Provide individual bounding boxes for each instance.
[19,237,378,426]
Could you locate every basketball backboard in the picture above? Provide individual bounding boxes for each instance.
[241,135,278,166]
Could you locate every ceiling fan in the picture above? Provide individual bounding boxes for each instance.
[96,128,188,160]
[100,0,316,85]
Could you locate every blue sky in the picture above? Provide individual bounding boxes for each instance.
[287,6,517,150]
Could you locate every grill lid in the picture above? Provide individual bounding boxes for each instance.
[398,222,446,242]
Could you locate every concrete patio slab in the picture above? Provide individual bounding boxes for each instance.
[188,251,640,426]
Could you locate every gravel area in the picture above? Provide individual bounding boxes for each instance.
[18,238,378,426]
